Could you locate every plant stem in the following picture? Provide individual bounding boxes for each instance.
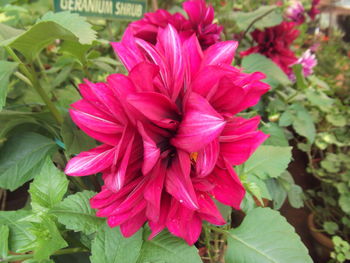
[2,247,88,262]
[5,47,63,125]
[241,8,276,39]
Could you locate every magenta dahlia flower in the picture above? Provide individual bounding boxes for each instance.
[65,25,269,245]
[240,21,299,75]
[285,1,305,24]
[129,0,222,49]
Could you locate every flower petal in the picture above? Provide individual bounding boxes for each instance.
[129,62,159,92]
[197,192,226,225]
[65,144,115,176]
[171,92,226,153]
[119,212,147,237]
[202,41,238,66]
[196,138,219,177]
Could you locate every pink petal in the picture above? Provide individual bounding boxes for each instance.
[107,199,147,227]
[183,34,203,80]
[129,62,159,92]
[183,0,204,25]
[127,92,180,129]
[197,192,226,225]
[156,25,185,101]
[202,41,238,66]
[148,193,171,239]
[65,144,115,176]
[196,138,219,177]
[171,92,226,153]
[137,122,160,175]
[209,163,245,210]
[220,131,268,165]
[119,212,147,237]
[220,116,261,138]
[165,151,199,210]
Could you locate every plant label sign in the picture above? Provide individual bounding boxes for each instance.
[53,0,147,20]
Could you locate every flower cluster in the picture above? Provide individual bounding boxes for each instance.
[240,21,300,75]
[65,0,269,245]
[285,1,305,24]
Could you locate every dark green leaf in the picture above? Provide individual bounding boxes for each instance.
[51,191,104,235]
[225,207,313,263]
[0,60,18,110]
[0,132,56,191]
[29,156,69,210]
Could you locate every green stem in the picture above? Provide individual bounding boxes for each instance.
[5,47,63,124]
[36,55,50,83]
[2,247,88,262]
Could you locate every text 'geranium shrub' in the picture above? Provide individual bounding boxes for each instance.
[65,0,269,245]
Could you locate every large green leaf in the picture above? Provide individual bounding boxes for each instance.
[0,225,9,259]
[90,224,143,263]
[0,132,56,191]
[1,11,96,61]
[0,23,24,41]
[240,145,292,179]
[0,210,34,252]
[136,228,202,263]
[225,207,312,263]
[0,60,18,110]
[242,54,291,89]
[261,123,289,147]
[29,156,69,211]
[61,114,96,156]
[51,191,104,235]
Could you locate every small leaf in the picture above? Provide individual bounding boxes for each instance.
[287,185,304,209]
[289,104,316,143]
[0,60,18,110]
[29,156,69,210]
[0,132,56,191]
[323,221,339,235]
[225,207,313,263]
[51,191,104,235]
[241,145,292,179]
[90,224,143,263]
[261,123,289,147]
[242,54,291,89]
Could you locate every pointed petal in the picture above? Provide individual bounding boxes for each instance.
[165,151,198,210]
[148,193,171,239]
[196,138,219,177]
[198,193,226,225]
[220,131,268,165]
[209,163,245,210]
[183,34,203,80]
[65,144,115,176]
[129,62,159,92]
[171,92,225,152]
[202,41,238,66]
[119,212,147,237]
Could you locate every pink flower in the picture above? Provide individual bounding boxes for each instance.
[285,1,305,24]
[129,0,222,49]
[308,0,320,20]
[240,21,299,75]
[65,25,269,245]
[289,49,317,81]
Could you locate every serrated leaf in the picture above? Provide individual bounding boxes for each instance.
[241,145,292,179]
[0,132,56,191]
[136,228,202,263]
[242,54,291,89]
[0,60,18,110]
[90,224,143,263]
[225,207,313,263]
[0,210,34,252]
[0,225,9,259]
[1,11,96,61]
[29,156,68,210]
[61,114,96,156]
[261,123,289,147]
[51,191,104,235]
[289,104,316,143]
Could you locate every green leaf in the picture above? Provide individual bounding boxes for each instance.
[0,225,9,259]
[31,217,68,261]
[265,178,287,210]
[241,145,292,179]
[230,6,282,31]
[0,210,34,252]
[61,114,96,156]
[0,23,24,41]
[0,132,56,191]
[289,104,316,143]
[136,228,202,263]
[0,60,18,110]
[323,221,339,235]
[242,54,291,89]
[326,113,347,127]
[91,224,143,263]
[29,156,69,210]
[287,185,304,209]
[292,64,307,90]
[261,123,289,147]
[305,88,334,112]
[2,11,96,61]
[51,191,104,235]
[59,40,92,65]
[225,207,312,263]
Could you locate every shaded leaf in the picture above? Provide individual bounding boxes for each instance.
[0,60,18,110]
